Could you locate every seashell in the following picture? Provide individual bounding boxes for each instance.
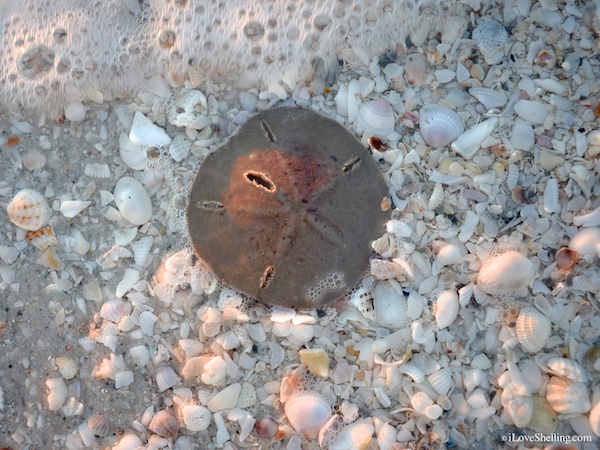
[428,183,444,210]
[476,250,535,296]
[56,356,78,380]
[22,149,47,171]
[129,345,150,368]
[299,348,330,378]
[119,133,148,170]
[543,178,560,214]
[113,433,143,450]
[167,90,210,130]
[156,366,180,392]
[472,21,508,65]
[60,200,92,219]
[169,134,192,162]
[84,162,111,179]
[573,206,600,227]
[590,402,600,438]
[77,423,95,448]
[515,306,551,353]
[284,391,332,439]
[501,388,532,428]
[36,246,65,271]
[131,235,153,267]
[555,247,578,273]
[356,99,395,138]
[510,120,535,151]
[375,420,396,450]
[533,77,566,95]
[207,383,242,412]
[419,104,464,148]
[46,377,68,411]
[88,413,111,437]
[469,87,507,109]
[79,336,96,352]
[427,367,453,397]
[100,299,131,323]
[7,189,52,231]
[148,410,179,437]
[470,354,491,370]
[506,164,519,190]
[181,404,211,432]
[129,111,171,147]
[139,310,158,336]
[25,227,58,251]
[451,117,498,159]
[569,228,600,256]
[545,376,590,414]
[434,290,459,329]
[514,99,547,125]
[545,357,587,383]
[329,419,375,450]
[372,280,410,329]
[254,418,278,439]
[435,243,463,266]
[403,53,428,87]
[398,364,425,383]
[370,258,410,280]
[411,391,433,415]
[114,177,153,226]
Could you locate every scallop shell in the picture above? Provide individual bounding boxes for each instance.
[77,423,95,447]
[284,391,332,439]
[7,189,51,231]
[472,21,508,65]
[131,235,153,267]
[21,149,47,171]
[36,246,65,271]
[25,227,58,251]
[181,404,211,432]
[88,413,111,437]
[469,87,507,109]
[545,357,587,383]
[398,364,425,383]
[114,176,153,226]
[476,250,535,296]
[100,299,132,323]
[84,162,111,179]
[356,99,395,138]
[510,120,535,151]
[372,280,410,329]
[506,164,519,190]
[514,99,547,125]
[148,410,179,437]
[515,306,551,353]
[169,134,192,162]
[545,376,590,414]
[156,366,180,392]
[427,367,453,396]
[419,104,464,148]
[434,290,459,329]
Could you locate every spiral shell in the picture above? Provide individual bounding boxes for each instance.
[148,410,179,437]
[545,376,590,414]
[419,104,464,148]
[515,306,551,353]
[356,99,395,138]
[284,391,332,439]
[476,250,535,296]
[7,189,52,231]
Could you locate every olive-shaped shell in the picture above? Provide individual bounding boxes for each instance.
[476,250,535,296]
[419,105,464,148]
[515,306,551,353]
[148,410,179,437]
[7,189,52,231]
[114,176,153,226]
[284,391,332,439]
[356,99,395,138]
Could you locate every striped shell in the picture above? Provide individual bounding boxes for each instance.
[25,227,57,251]
[419,105,464,147]
[469,87,507,109]
[284,391,332,439]
[88,413,111,437]
[7,189,52,231]
[148,410,179,437]
[515,306,551,353]
[476,250,535,296]
[427,366,453,396]
[169,134,192,162]
[510,120,535,151]
[356,99,395,138]
[156,366,180,392]
[372,280,410,329]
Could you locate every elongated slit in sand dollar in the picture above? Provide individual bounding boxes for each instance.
[187,107,390,309]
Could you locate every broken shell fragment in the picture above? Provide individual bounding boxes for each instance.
[46,378,68,411]
[472,21,508,65]
[299,348,330,378]
[545,376,590,414]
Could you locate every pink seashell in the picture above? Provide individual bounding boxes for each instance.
[419,105,464,148]
[148,410,179,437]
[7,189,52,231]
[555,247,578,273]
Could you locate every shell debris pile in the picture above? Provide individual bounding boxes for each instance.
[0,0,600,449]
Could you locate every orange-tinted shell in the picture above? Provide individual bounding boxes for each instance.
[7,189,51,231]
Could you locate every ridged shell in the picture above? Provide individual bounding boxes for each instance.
[515,306,551,353]
[427,367,453,396]
[398,364,425,383]
[372,280,410,329]
[356,99,395,138]
[472,21,508,65]
[77,423,95,447]
[148,410,179,437]
[569,228,600,256]
[469,87,507,109]
[25,227,58,251]
[510,120,535,151]
[100,299,132,323]
[476,250,535,296]
[543,178,560,214]
[156,366,181,392]
[131,235,153,267]
[284,391,332,439]
[114,176,153,226]
[506,164,519,190]
[419,105,464,147]
[7,189,52,231]
[36,246,65,271]
[84,162,111,179]
[169,134,192,162]
[428,183,444,210]
[545,376,590,414]
[545,357,587,383]
[87,413,111,437]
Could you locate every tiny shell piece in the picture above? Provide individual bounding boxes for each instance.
[169,135,192,162]
[113,433,143,450]
[114,177,153,226]
[299,348,330,378]
[451,117,498,159]
[284,391,332,439]
[7,189,51,231]
[46,377,68,411]
[476,250,535,296]
[472,21,508,65]
[60,200,92,219]
[181,405,211,432]
[148,410,179,437]
[84,162,111,179]
[515,306,551,353]
[469,87,507,109]
[419,104,464,148]
[156,366,180,392]
[356,99,395,138]
[207,383,242,412]
[403,53,428,87]
[56,356,78,380]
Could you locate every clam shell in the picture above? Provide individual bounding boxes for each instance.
[156,366,180,392]
[84,162,111,178]
[555,247,578,273]
[7,189,52,231]
[356,99,395,138]
[506,164,519,190]
[427,366,453,396]
[119,133,148,170]
[46,377,68,411]
[469,87,507,109]
[25,227,58,251]
[100,299,132,323]
[569,227,600,256]
[476,250,535,296]
[545,376,590,414]
[510,120,535,151]
[419,104,464,148]
[148,410,179,437]
[284,391,332,439]
[515,306,551,353]
[36,246,65,271]
[114,176,153,226]
[501,388,532,428]
[129,345,150,367]
[434,290,459,329]
[329,419,375,450]
[56,355,78,380]
[372,280,410,329]
[398,364,425,383]
[87,413,110,437]
[77,422,96,447]
[181,404,211,432]
[472,21,508,65]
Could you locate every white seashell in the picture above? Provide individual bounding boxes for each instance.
[533,78,567,96]
[403,53,428,87]
[428,183,444,210]
[372,280,410,329]
[100,299,131,323]
[434,290,459,329]
[116,267,140,299]
[79,336,96,352]
[370,258,410,280]
[0,245,19,265]
[590,402,600,438]
[545,357,587,383]
[347,79,360,123]
[501,388,533,427]
[21,149,46,171]
[510,120,535,151]
[207,383,242,412]
[469,87,507,109]
[334,84,348,117]
[148,410,179,437]
[25,227,58,251]
[435,244,463,266]
[284,391,332,439]
[476,250,535,296]
[113,433,143,450]
[573,206,600,227]
[156,366,180,392]
[356,99,395,138]
[329,419,374,450]
[119,133,148,171]
[398,364,425,383]
[376,420,397,450]
[470,354,491,370]
[88,413,111,437]
[419,105,464,148]
[181,404,211,432]
[35,246,65,271]
[140,310,158,336]
[7,189,51,231]
[472,21,508,65]
[169,134,192,162]
[330,359,353,385]
[451,117,498,159]
[506,164,519,190]
[114,177,153,226]
[514,100,547,125]
[131,236,153,267]
[245,322,266,343]
[60,200,91,219]
[84,162,111,178]
[129,345,150,367]
[56,356,78,380]
[546,376,590,414]
[427,367,453,396]
[515,306,551,353]
[129,111,171,147]
[77,423,96,447]
[543,178,560,214]
[167,90,210,130]
[46,378,68,411]
[569,228,600,256]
